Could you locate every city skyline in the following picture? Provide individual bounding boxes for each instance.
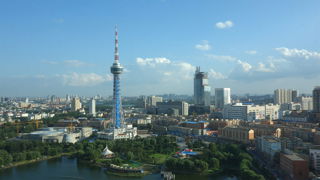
[1,0,320,96]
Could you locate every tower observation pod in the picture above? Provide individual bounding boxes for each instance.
[110,27,124,129]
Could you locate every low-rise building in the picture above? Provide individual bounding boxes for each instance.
[22,127,92,143]
[280,152,309,180]
[219,126,254,144]
[223,103,280,121]
[256,136,281,160]
[156,101,189,116]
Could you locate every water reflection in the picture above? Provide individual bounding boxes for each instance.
[0,157,236,180]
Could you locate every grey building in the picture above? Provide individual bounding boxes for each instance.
[194,67,211,106]
[274,89,297,105]
[156,101,189,116]
[313,86,320,113]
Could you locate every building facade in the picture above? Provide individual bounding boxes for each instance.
[156,101,189,116]
[219,126,254,144]
[310,149,320,173]
[71,97,82,111]
[297,96,313,111]
[274,89,297,105]
[214,88,231,109]
[194,67,211,106]
[223,103,280,121]
[89,98,96,117]
[280,153,309,180]
[256,136,281,160]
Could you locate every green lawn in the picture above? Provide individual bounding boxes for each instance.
[149,153,170,165]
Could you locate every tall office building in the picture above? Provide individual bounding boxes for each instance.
[194,67,211,106]
[215,88,231,109]
[274,89,296,105]
[71,97,82,111]
[313,87,320,113]
[89,98,96,117]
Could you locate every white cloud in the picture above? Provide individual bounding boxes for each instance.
[136,57,171,67]
[195,40,211,51]
[208,69,226,79]
[58,72,111,87]
[41,59,92,67]
[245,50,257,55]
[256,62,275,72]
[206,54,237,62]
[63,60,91,67]
[237,60,252,72]
[275,47,320,60]
[215,20,234,29]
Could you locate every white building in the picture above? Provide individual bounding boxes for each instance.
[298,96,313,111]
[256,136,281,159]
[223,103,280,121]
[147,96,163,107]
[97,124,137,140]
[310,149,320,173]
[215,88,231,109]
[71,97,82,111]
[89,98,96,117]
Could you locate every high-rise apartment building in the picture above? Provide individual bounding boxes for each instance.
[71,97,82,111]
[215,88,231,109]
[194,67,211,106]
[274,89,297,105]
[147,96,163,107]
[89,98,96,117]
[297,96,313,111]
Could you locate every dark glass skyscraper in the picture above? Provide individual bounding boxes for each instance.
[194,67,211,106]
[313,86,320,113]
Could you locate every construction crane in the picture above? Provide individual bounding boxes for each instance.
[13,119,43,133]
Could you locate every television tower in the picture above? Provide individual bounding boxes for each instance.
[110,26,124,129]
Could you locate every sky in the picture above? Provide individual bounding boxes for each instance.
[0,0,320,97]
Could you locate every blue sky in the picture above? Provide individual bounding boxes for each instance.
[0,0,320,97]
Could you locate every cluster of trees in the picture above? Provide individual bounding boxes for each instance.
[74,136,178,166]
[165,158,209,173]
[0,140,76,167]
[0,123,37,140]
[165,141,265,179]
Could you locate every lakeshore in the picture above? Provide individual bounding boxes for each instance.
[0,156,237,180]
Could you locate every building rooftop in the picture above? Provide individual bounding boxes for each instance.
[284,154,305,161]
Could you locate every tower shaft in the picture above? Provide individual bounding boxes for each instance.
[111,26,124,129]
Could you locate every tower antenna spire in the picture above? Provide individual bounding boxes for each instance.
[114,25,119,63]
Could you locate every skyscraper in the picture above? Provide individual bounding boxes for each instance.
[89,98,96,117]
[194,67,211,106]
[215,88,231,109]
[110,27,124,129]
[71,97,82,111]
[313,87,320,113]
